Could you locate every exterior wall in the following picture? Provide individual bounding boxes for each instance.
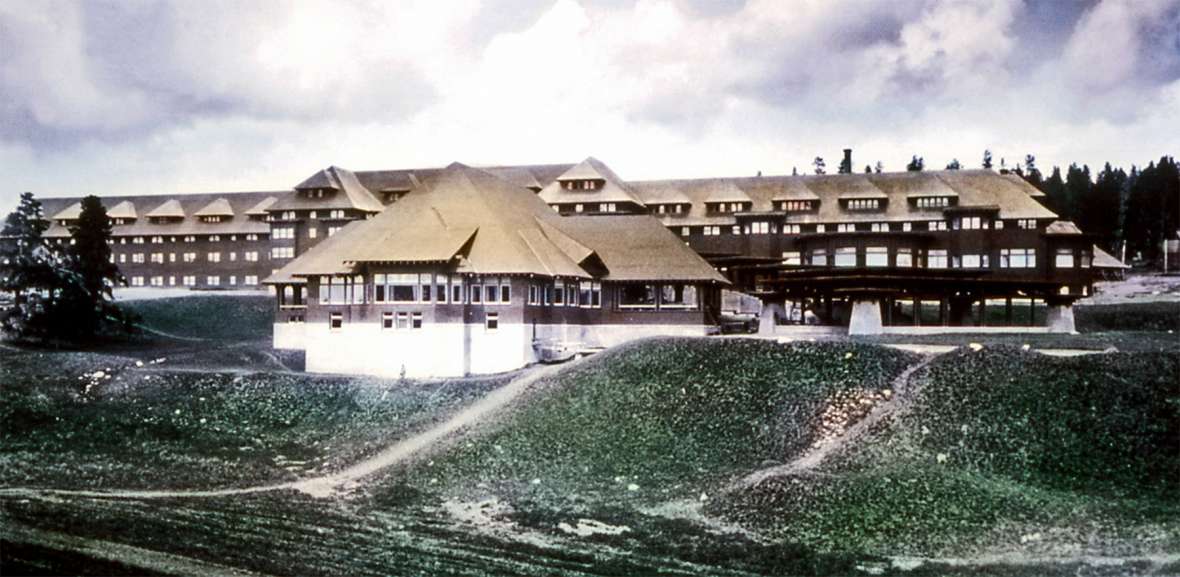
[273,322,306,350]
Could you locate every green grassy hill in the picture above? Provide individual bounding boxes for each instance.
[411,338,917,501]
[713,347,1180,555]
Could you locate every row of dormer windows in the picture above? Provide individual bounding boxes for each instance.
[677,219,1040,237]
[775,246,1089,270]
[128,275,258,287]
[562,180,601,191]
[100,234,262,244]
[111,251,262,264]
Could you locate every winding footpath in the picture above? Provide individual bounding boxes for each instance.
[0,358,578,502]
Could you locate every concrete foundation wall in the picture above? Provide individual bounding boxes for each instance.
[273,322,306,350]
[848,299,884,335]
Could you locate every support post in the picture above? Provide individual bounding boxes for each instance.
[759,300,784,335]
[848,298,884,335]
[1046,302,1076,333]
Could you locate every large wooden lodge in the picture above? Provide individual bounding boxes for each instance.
[24,151,1125,376]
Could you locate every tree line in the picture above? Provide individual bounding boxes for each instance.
[0,193,135,343]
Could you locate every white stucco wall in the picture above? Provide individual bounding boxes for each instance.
[273,322,306,350]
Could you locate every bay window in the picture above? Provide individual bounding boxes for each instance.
[659,284,698,310]
[618,284,657,309]
[865,246,888,267]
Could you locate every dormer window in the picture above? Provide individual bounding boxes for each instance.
[201,215,224,223]
[845,199,881,211]
[778,201,814,212]
[914,196,951,209]
[707,202,750,214]
[562,180,601,191]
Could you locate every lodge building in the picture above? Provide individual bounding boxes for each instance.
[22,150,1127,376]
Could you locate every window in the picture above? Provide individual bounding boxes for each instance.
[451,277,464,303]
[846,198,880,210]
[183,252,196,263]
[552,280,564,305]
[543,283,553,305]
[327,226,342,237]
[229,276,237,286]
[993,220,1004,230]
[169,253,176,263]
[703,226,722,236]
[780,201,812,212]
[183,235,196,243]
[229,252,237,262]
[835,247,857,267]
[151,236,164,244]
[659,284,698,309]
[485,312,499,331]
[575,204,584,213]
[150,252,164,264]
[271,247,294,259]
[528,284,539,305]
[329,313,343,330]
[207,252,221,263]
[132,253,145,263]
[328,209,345,219]
[954,216,984,230]
[681,227,690,237]
[373,274,417,303]
[200,215,223,223]
[133,236,145,244]
[244,251,258,262]
[1017,219,1037,230]
[928,249,948,269]
[865,246,888,267]
[591,282,601,307]
[599,203,616,212]
[244,275,258,285]
[1000,248,1036,268]
[870,222,889,232]
[209,235,220,242]
[811,248,828,266]
[382,312,394,330]
[783,224,801,234]
[183,275,196,286]
[896,248,913,268]
[435,275,448,303]
[412,312,423,329]
[815,224,826,233]
[915,196,950,208]
[470,281,482,304]
[500,282,511,303]
[749,221,770,234]
[396,312,410,330]
[320,276,364,304]
[150,276,164,287]
[781,251,801,265]
[168,276,176,286]
[731,225,742,235]
[207,275,220,286]
[1055,248,1074,268]
[309,227,317,239]
[1080,251,1092,268]
[618,284,657,309]
[130,276,144,286]
[246,234,259,241]
[929,221,948,231]
[837,223,856,233]
[902,222,912,232]
[485,282,499,304]
[272,226,295,240]
[961,254,989,268]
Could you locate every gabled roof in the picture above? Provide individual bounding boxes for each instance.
[1044,220,1083,235]
[934,170,1056,220]
[868,172,959,198]
[194,197,235,217]
[245,196,278,216]
[279,166,384,213]
[107,200,137,219]
[291,163,596,278]
[51,202,82,220]
[539,157,644,206]
[766,179,820,202]
[1092,245,1130,269]
[558,215,729,283]
[703,181,752,204]
[808,174,889,199]
[633,181,692,205]
[145,199,186,219]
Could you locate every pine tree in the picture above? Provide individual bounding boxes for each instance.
[1041,167,1068,218]
[982,150,993,169]
[1081,163,1126,253]
[812,157,826,175]
[1063,163,1092,225]
[56,196,131,339]
[945,159,961,170]
[0,192,66,338]
[864,165,873,173]
[906,155,924,171]
[1022,154,1044,190]
[874,161,884,174]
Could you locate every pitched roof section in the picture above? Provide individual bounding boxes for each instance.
[868,172,959,198]
[558,215,729,283]
[1092,245,1129,269]
[539,157,644,206]
[194,197,235,217]
[808,174,889,199]
[280,166,384,213]
[145,199,186,219]
[245,196,278,216]
[703,181,752,204]
[51,202,82,221]
[1044,220,1083,235]
[295,163,595,278]
[107,200,137,219]
[264,220,369,284]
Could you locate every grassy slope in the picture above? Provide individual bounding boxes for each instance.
[409,338,917,502]
[0,349,508,490]
[1075,301,1180,332]
[715,347,1180,555]
[121,295,274,341]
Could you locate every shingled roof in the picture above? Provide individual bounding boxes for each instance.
[107,200,137,219]
[194,197,235,217]
[559,215,729,283]
[145,199,186,219]
[38,191,282,238]
[539,157,644,206]
[277,166,384,212]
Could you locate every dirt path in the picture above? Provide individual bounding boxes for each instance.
[733,353,939,489]
[0,359,578,502]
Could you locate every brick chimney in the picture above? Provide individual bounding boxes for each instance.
[843,148,852,171]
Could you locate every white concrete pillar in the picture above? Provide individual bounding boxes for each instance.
[759,301,784,334]
[1046,303,1076,334]
[848,299,883,335]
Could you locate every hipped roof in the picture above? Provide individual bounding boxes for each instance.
[245,196,278,216]
[1092,245,1130,269]
[145,199,186,219]
[279,166,384,212]
[194,197,235,217]
[558,216,729,283]
[39,191,282,238]
[107,200,137,219]
[539,157,644,206]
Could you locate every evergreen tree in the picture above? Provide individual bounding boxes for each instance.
[906,155,924,171]
[1080,163,1125,253]
[874,161,884,174]
[812,157,826,175]
[1041,166,1068,218]
[1063,164,1092,225]
[864,165,873,173]
[0,192,66,338]
[57,196,131,339]
[982,150,993,169]
[945,159,962,170]
[1022,154,1044,190]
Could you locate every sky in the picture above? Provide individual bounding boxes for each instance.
[1,0,1179,211]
